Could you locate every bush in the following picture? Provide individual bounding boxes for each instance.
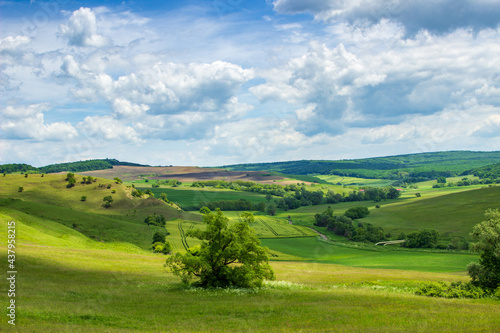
[144,215,166,227]
[80,196,87,202]
[402,229,439,248]
[153,232,167,244]
[415,281,486,299]
[344,206,370,219]
[153,241,172,254]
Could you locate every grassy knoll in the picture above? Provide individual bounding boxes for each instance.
[0,174,199,249]
[1,225,498,332]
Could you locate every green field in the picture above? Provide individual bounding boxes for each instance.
[1,211,499,332]
[142,187,268,208]
[317,174,395,187]
[261,238,477,273]
[1,171,499,332]
[363,186,500,240]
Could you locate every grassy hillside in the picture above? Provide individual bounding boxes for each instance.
[363,185,500,240]
[1,217,498,332]
[222,150,500,180]
[0,174,199,249]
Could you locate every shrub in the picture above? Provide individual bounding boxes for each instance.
[80,196,87,202]
[402,229,439,248]
[344,206,370,219]
[153,241,172,254]
[415,281,486,299]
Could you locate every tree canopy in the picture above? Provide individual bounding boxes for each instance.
[165,209,274,288]
[467,209,500,290]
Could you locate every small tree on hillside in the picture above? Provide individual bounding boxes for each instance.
[103,195,113,208]
[166,209,275,288]
[467,209,500,290]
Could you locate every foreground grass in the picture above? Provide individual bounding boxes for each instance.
[2,241,499,333]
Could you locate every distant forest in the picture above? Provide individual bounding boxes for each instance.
[222,151,500,182]
[0,159,149,174]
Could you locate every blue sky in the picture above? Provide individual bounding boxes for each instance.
[1,0,500,167]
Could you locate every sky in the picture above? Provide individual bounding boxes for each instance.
[1,0,500,167]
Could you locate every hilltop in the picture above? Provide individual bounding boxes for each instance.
[221,150,500,181]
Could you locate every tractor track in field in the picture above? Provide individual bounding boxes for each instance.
[178,222,190,250]
[259,218,279,236]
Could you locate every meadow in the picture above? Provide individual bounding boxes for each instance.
[1,214,498,332]
[1,170,499,331]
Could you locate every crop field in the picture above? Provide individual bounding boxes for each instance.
[223,213,318,239]
[143,187,268,208]
[261,238,478,273]
[317,174,395,187]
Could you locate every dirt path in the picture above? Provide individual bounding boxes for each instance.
[308,227,328,240]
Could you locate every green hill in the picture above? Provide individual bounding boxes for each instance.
[0,173,199,249]
[222,150,500,181]
[0,158,149,174]
[363,185,500,240]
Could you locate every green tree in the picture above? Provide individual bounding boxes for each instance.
[403,229,439,248]
[467,209,500,290]
[344,206,369,219]
[103,195,113,208]
[66,173,76,188]
[18,187,23,192]
[165,209,275,288]
[153,232,166,244]
[80,196,87,202]
[266,202,277,216]
[265,194,273,202]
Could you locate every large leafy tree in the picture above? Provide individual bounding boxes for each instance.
[467,209,500,290]
[165,209,275,288]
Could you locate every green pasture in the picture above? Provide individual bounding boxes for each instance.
[317,174,395,187]
[261,237,478,273]
[1,226,498,332]
[363,185,500,240]
[142,187,268,208]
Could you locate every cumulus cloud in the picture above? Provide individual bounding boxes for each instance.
[273,0,500,35]
[65,58,253,115]
[472,114,500,138]
[251,27,500,136]
[78,115,140,143]
[59,7,108,47]
[0,104,78,141]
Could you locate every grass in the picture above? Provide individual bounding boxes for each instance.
[142,187,268,208]
[0,174,499,331]
[1,237,498,332]
[363,186,500,240]
[0,174,200,250]
[317,174,395,187]
[261,237,478,273]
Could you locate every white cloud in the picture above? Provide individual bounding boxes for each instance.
[472,114,500,138]
[78,115,140,143]
[0,104,78,141]
[273,0,500,35]
[59,7,108,47]
[0,35,30,54]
